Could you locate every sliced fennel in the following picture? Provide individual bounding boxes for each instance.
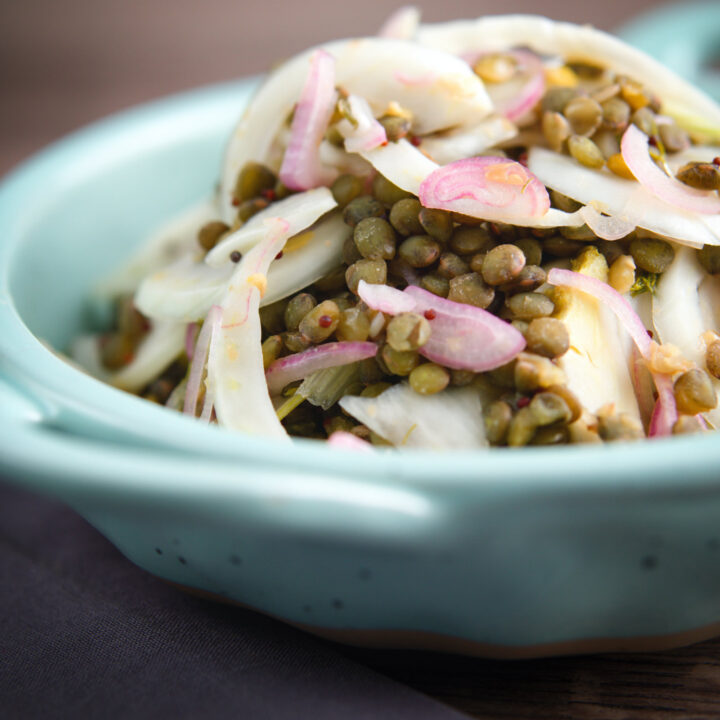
[339,382,488,449]
[528,148,720,248]
[552,248,641,420]
[135,212,349,322]
[420,116,517,165]
[652,246,720,427]
[221,37,493,220]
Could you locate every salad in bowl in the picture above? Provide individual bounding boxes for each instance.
[74,9,720,451]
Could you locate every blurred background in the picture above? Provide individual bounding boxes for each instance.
[0,0,687,175]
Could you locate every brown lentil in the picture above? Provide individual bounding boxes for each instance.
[658,123,690,153]
[631,106,656,135]
[499,264,547,294]
[629,237,675,273]
[507,406,538,447]
[529,391,572,425]
[514,352,566,392]
[447,273,495,309]
[676,162,720,191]
[531,425,571,445]
[699,245,720,275]
[592,129,621,159]
[672,415,706,435]
[541,86,579,114]
[541,111,571,151]
[345,259,387,294]
[283,331,312,353]
[512,237,543,267]
[481,244,526,286]
[546,384,582,423]
[601,97,631,132]
[259,299,288,334]
[450,369,475,386]
[550,189,582,213]
[674,368,718,415]
[706,340,720,379]
[598,412,645,441]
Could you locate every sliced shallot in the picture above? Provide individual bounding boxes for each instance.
[279,50,338,191]
[265,341,378,396]
[621,124,720,215]
[419,156,550,222]
[337,95,387,153]
[327,431,374,452]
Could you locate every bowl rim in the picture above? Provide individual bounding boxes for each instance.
[1,78,720,495]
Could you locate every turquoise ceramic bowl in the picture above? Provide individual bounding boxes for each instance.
[2,30,720,657]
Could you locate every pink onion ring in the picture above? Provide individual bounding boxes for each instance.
[621,124,720,215]
[279,50,337,191]
[184,305,222,417]
[265,341,378,396]
[358,280,526,372]
[184,322,198,360]
[648,372,678,437]
[419,156,550,222]
[500,50,546,122]
[580,205,636,241]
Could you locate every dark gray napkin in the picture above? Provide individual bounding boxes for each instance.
[0,481,468,720]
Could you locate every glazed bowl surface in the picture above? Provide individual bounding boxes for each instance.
[2,64,720,658]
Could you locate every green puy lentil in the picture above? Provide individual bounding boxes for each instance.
[567,135,605,169]
[398,235,442,268]
[331,174,364,206]
[706,340,720,379]
[541,111,571,151]
[379,114,411,142]
[389,198,424,236]
[484,400,512,445]
[598,412,644,441]
[386,312,431,352]
[437,252,470,279]
[481,244,526,285]
[419,273,450,297]
[674,368,717,415]
[259,299,288,334]
[447,273,495,308]
[564,96,603,136]
[336,307,371,342]
[380,344,420,376]
[353,217,397,260]
[236,197,270,223]
[372,173,412,205]
[499,265,547,294]
[524,317,569,358]
[409,363,450,395]
[345,259,387,294]
[658,123,690,153]
[672,415,706,435]
[262,335,284,370]
[284,293,317,331]
[197,221,230,252]
[541,86,578,114]
[419,208,454,242]
[450,225,493,255]
[298,300,340,343]
[233,162,276,203]
[699,245,720,275]
[283,331,312,353]
[506,292,554,320]
[512,237,543,266]
[343,196,385,227]
[629,237,675,273]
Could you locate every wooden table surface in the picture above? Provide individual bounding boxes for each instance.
[3,1,720,717]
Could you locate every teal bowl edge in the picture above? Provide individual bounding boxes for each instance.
[2,77,720,653]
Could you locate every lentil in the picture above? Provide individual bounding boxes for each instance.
[197,221,230,252]
[283,331,312,353]
[345,259,387,294]
[601,97,631,132]
[672,415,706,435]
[336,307,371,342]
[659,123,690,153]
[568,134,605,168]
[473,53,517,83]
[298,300,340,343]
[525,317,569,358]
[419,208,454,242]
[507,406,538,446]
[398,235,442,268]
[598,412,645,441]
[512,237,543,266]
[450,225,493,255]
[499,264,546,294]
[342,195,385,227]
[236,197,270,223]
[676,162,720,191]
[541,111,571,151]
[233,162,276,204]
[409,363,450,394]
[284,293,317,331]
[386,312,431,351]
[353,217,397,260]
[607,152,635,179]
[450,369,475,386]
[389,198,424,236]
[564,96,603,136]
[629,237,675,273]
[699,245,720,275]
[506,292,555,319]
[608,255,636,294]
[380,344,420,376]
[447,272,495,308]
[259,299,288,334]
[707,340,720,379]
[541,86,578,114]
[484,400,513,444]
[437,252,470,279]
[262,335,284,370]
[372,173,412,205]
[514,352,566,392]
[379,114,411,142]
[331,174,364,206]
[531,425,570,445]
[419,273,450,297]
[674,368,718,415]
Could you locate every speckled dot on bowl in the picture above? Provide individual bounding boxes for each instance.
[2,51,720,657]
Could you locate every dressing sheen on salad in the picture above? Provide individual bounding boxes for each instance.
[75,10,720,450]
